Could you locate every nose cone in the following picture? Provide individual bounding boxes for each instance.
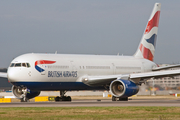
[7,67,19,83]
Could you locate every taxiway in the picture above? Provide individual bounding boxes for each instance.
[1,99,180,107]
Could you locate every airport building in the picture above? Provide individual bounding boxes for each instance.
[146,77,180,90]
[146,64,180,90]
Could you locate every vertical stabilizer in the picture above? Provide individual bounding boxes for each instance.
[134,3,161,61]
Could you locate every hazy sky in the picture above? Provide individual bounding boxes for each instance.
[0,1,180,68]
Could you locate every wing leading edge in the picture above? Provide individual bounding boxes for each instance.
[81,75,123,87]
[81,69,180,87]
[152,64,180,71]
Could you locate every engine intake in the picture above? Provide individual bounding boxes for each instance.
[110,79,139,98]
[12,85,40,99]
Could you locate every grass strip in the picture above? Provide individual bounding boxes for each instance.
[0,106,179,120]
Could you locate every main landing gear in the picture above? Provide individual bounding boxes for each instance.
[55,91,71,102]
[112,96,128,101]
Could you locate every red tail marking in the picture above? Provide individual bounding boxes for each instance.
[144,11,160,34]
[139,44,154,61]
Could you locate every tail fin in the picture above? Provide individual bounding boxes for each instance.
[134,3,161,61]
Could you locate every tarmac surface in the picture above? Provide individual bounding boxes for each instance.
[1,99,180,107]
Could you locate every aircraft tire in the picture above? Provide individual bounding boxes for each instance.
[112,96,117,101]
[67,96,71,101]
[21,98,28,102]
[55,96,71,101]
[55,96,61,101]
[119,97,128,101]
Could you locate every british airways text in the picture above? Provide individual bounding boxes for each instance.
[48,71,77,77]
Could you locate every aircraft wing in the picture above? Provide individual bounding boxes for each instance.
[82,69,180,86]
[130,69,180,80]
[152,64,180,71]
[0,72,7,78]
[81,75,122,86]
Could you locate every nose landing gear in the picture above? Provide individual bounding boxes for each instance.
[20,88,29,102]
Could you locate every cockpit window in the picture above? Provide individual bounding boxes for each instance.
[15,63,21,67]
[9,63,31,68]
[26,63,30,68]
[22,63,26,67]
[10,63,15,67]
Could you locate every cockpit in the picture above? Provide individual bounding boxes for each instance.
[10,63,31,68]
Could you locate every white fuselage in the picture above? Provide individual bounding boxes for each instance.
[7,53,156,90]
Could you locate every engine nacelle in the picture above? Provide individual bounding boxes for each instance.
[12,85,40,99]
[110,79,139,98]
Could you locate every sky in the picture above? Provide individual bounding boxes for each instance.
[0,1,180,68]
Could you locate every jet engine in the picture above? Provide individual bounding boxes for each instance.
[12,85,40,100]
[110,79,139,98]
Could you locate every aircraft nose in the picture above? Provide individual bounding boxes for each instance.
[7,68,18,83]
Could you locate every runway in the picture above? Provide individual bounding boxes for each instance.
[1,99,180,107]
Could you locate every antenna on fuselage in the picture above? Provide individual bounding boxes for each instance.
[55,51,57,54]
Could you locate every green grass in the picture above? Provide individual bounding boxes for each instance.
[0,107,179,120]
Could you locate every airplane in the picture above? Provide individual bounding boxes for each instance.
[1,3,180,102]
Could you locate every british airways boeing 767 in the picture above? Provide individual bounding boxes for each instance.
[1,3,180,102]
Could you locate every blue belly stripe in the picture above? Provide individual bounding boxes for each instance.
[10,82,106,91]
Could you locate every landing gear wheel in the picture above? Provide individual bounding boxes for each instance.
[119,97,128,101]
[55,96,61,101]
[55,96,71,102]
[21,97,28,102]
[67,96,71,101]
[112,96,117,101]
[55,91,72,102]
